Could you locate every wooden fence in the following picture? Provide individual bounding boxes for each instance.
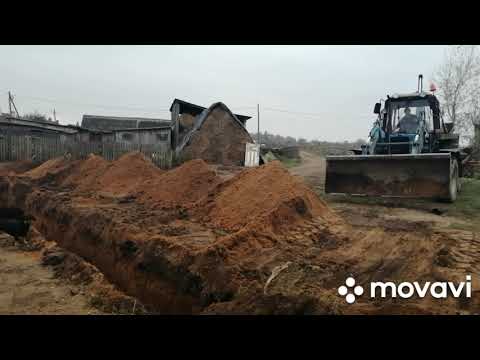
[0,134,174,169]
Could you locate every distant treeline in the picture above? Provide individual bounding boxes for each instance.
[250,131,366,156]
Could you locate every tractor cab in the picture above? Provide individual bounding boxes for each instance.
[362,91,442,155]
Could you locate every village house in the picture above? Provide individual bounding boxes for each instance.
[0,98,256,166]
[81,99,255,166]
[0,113,102,143]
[81,114,172,149]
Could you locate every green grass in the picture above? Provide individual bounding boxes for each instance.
[448,222,479,232]
[449,178,480,221]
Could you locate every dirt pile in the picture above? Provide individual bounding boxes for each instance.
[22,157,72,180]
[3,154,353,314]
[94,152,164,195]
[22,152,164,197]
[136,159,221,207]
[0,161,37,176]
[195,161,341,233]
[61,154,110,192]
[62,152,163,196]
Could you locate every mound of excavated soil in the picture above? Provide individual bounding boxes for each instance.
[194,161,341,233]
[0,161,37,176]
[136,159,221,207]
[61,154,110,191]
[96,152,164,195]
[62,152,164,196]
[22,157,71,180]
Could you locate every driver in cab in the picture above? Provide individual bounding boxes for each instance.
[396,107,419,134]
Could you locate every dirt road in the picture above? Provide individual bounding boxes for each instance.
[289,151,326,193]
[0,234,102,315]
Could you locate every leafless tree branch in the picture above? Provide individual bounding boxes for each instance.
[434,45,480,145]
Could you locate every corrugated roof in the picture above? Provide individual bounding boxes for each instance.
[0,115,79,134]
[82,114,171,131]
[112,126,172,132]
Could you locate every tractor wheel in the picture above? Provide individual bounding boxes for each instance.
[448,160,459,202]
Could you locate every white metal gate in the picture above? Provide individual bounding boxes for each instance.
[244,143,260,167]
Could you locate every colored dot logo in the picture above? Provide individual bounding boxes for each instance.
[338,277,364,304]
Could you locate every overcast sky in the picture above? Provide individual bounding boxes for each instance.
[0,45,450,142]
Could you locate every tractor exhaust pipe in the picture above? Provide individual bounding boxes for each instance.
[418,74,423,93]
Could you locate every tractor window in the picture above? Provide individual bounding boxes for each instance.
[389,99,431,133]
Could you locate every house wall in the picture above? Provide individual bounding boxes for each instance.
[0,124,79,144]
[113,128,171,150]
[101,133,115,143]
[83,117,137,130]
[0,124,60,138]
[180,107,253,166]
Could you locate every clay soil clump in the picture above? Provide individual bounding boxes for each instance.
[136,159,221,208]
[22,157,72,180]
[195,160,341,233]
[66,152,164,196]
[61,154,110,192]
[0,161,37,176]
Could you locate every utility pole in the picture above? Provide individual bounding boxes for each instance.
[8,92,12,115]
[8,92,20,118]
[257,104,260,145]
[53,109,57,123]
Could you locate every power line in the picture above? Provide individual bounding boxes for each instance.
[263,107,328,117]
[3,90,376,125]
[230,106,257,110]
[15,93,172,113]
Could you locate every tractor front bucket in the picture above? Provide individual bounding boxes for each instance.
[325,153,455,200]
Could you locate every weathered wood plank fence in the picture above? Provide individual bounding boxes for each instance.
[0,134,174,169]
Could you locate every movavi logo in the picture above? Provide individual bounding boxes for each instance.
[338,276,472,304]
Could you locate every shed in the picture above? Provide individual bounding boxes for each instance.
[0,114,79,142]
[177,102,254,166]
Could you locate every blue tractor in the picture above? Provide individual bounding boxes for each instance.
[325,75,468,202]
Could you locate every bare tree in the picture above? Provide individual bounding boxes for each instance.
[434,45,480,144]
[23,110,50,123]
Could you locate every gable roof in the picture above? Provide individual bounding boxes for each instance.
[82,114,171,131]
[111,126,171,132]
[169,99,252,123]
[177,102,253,152]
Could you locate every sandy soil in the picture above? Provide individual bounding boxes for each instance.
[0,161,37,177]
[2,152,479,315]
[0,233,102,315]
[288,150,472,229]
[282,151,480,314]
